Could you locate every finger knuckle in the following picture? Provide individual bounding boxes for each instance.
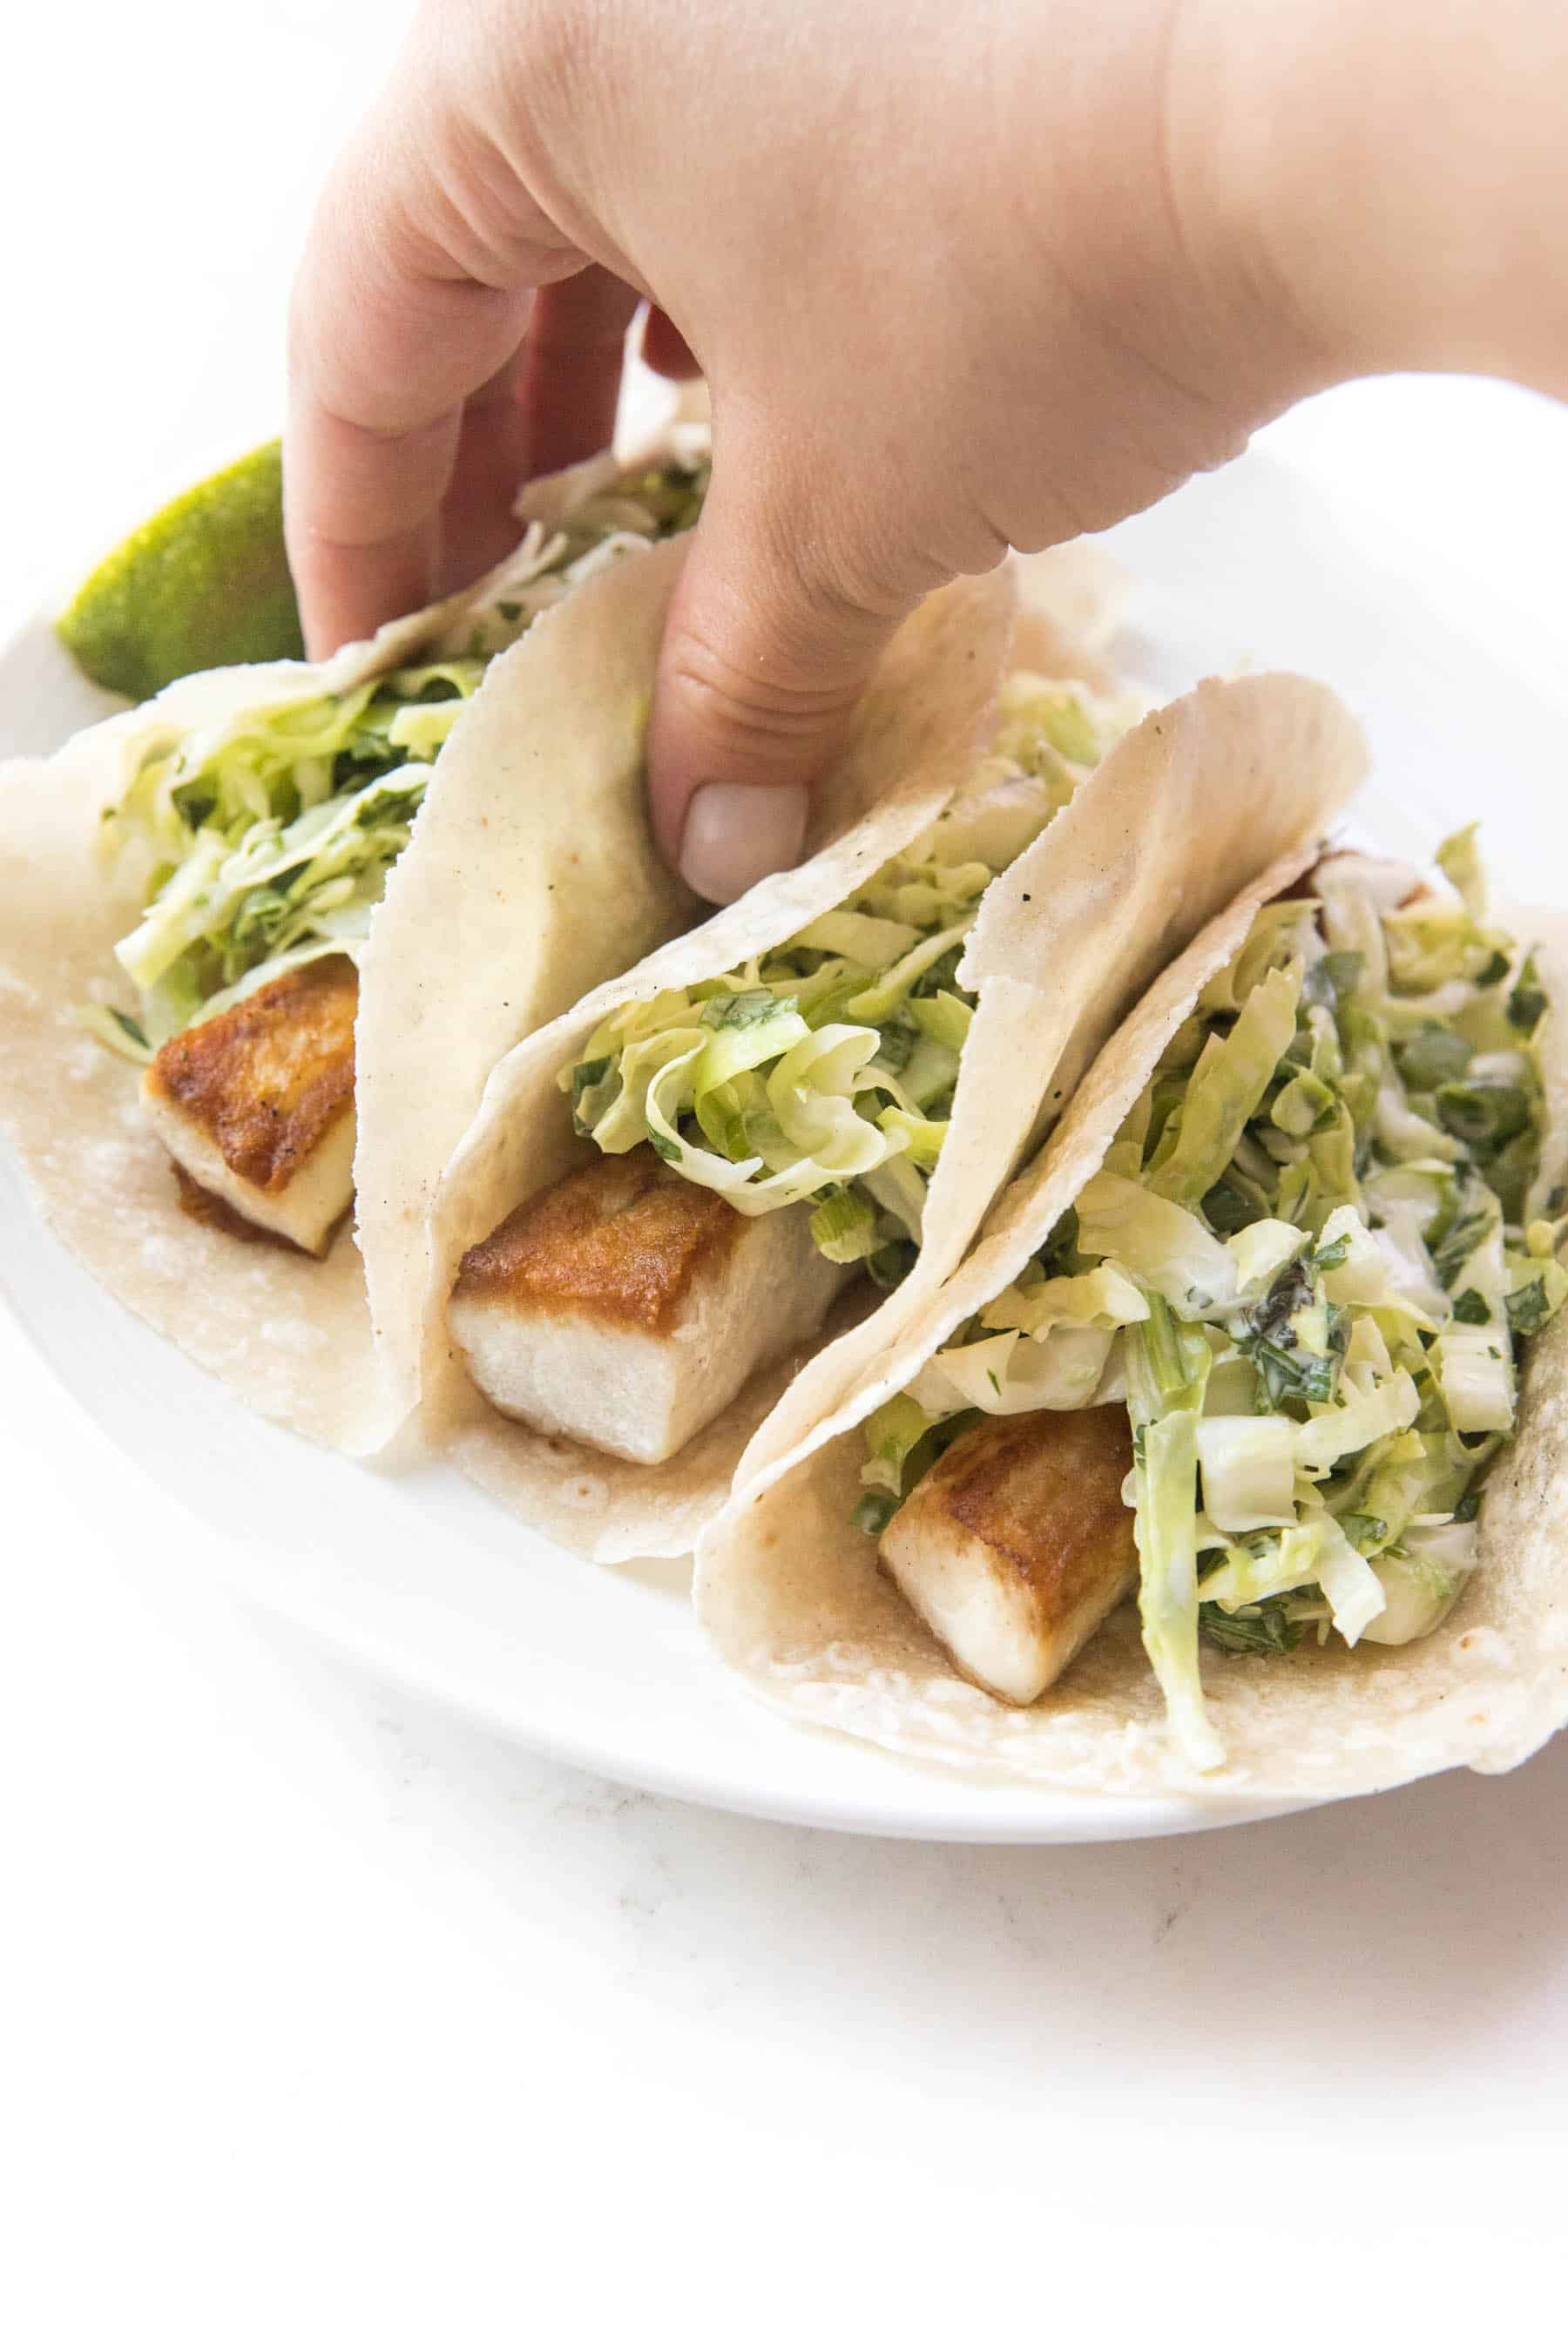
[665,632,862,760]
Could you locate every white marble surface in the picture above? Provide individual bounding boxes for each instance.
[5,5,1568,2340]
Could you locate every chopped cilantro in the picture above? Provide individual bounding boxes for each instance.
[1506,1276,1556,1337]
[569,1054,605,1095]
[1235,1254,1342,1404]
[109,1008,149,1051]
[1434,1209,1496,1288]
[1199,1601,1303,1656]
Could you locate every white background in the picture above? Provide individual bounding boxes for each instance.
[5,5,1568,2343]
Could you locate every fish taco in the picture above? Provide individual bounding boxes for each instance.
[419,602,1363,1562]
[0,431,713,1450]
[697,820,1568,1799]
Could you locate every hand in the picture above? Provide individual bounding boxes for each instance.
[285,0,1568,898]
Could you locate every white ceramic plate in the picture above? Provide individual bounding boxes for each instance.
[5,446,1567,1842]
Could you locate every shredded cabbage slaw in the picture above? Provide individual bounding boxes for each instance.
[82,458,711,1060]
[860,831,1567,1767]
[561,674,1136,1287]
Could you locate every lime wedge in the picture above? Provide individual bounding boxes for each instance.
[57,439,305,700]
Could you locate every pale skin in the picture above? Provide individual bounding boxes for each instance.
[285,0,1568,901]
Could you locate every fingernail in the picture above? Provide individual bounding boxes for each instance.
[679,782,809,902]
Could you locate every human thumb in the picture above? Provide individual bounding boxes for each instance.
[647,441,916,902]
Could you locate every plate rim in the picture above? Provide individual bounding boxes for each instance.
[9,438,1556,1842]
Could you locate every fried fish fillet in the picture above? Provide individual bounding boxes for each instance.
[140,955,358,1255]
[880,1404,1138,1704]
[449,1146,850,1464]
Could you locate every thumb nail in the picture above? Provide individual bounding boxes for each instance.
[679,782,809,902]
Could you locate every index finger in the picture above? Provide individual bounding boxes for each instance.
[283,123,571,656]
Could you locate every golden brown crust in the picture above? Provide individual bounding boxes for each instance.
[909,1405,1136,1624]
[145,955,358,1194]
[452,1144,749,1336]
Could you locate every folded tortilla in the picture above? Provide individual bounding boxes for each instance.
[420,575,1365,1563]
[0,438,706,1452]
[696,846,1568,1802]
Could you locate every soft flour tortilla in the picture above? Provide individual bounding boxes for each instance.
[0,443,702,1453]
[696,868,1568,1802]
[422,614,1363,1559]
[1012,541,1130,653]
[418,564,1017,1558]
[355,532,702,1432]
[738,672,1369,1487]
